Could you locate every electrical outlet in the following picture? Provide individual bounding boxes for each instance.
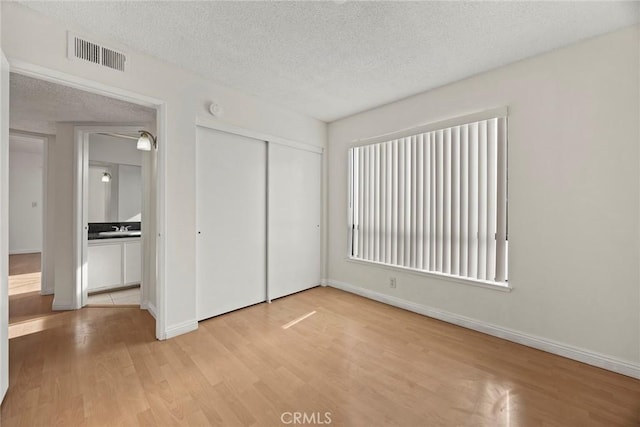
[389,277,397,289]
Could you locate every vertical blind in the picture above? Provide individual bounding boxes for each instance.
[348,116,508,285]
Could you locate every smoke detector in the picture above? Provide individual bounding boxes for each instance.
[208,102,223,117]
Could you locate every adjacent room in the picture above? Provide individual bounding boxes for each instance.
[0,1,639,426]
[6,73,158,337]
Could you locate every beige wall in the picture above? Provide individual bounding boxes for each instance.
[0,23,10,400]
[327,26,640,365]
[8,143,42,253]
[51,124,75,309]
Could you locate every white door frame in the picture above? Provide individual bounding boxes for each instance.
[7,131,50,294]
[196,117,323,155]
[74,125,151,309]
[7,59,168,340]
[1,47,10,404]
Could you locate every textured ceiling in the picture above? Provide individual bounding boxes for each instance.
[21,1,640,122]
[10,73,156,135]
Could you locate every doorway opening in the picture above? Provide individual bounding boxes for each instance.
[7,133,50,327]
[7,70,163,339]
[78,127,155,310]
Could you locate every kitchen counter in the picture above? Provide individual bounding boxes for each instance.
[88,222,142,240]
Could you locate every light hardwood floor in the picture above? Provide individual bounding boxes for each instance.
[1,286,639,426]
[8,253,56,326]
[9,253,139,337]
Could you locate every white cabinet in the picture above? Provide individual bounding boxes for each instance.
[88,238,141,292]
[87,244,121,291]
[124,240,141,285]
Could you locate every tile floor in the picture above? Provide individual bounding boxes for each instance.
[86,286,140,305]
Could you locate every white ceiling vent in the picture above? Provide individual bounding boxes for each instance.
[67,32,126,72]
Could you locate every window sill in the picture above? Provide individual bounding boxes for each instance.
[345,257,512,293]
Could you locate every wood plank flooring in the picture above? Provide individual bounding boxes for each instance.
[8,253,41,277]
[2,286,639,426]
[8,253,56,326]
[8,253,42,297]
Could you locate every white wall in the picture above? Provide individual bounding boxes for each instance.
[0,34,10,402]
[42,134,54,295]
[2,3,326,335]
[87,165,110,222]
[8,139,42,253]
[328,26,640,368]
[118,164,141,222]
[51,124,75,310]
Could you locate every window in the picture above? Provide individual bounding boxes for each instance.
[348,111,508,286]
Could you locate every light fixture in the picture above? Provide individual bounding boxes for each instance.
[137,130,157,151]
[101,172,112,183]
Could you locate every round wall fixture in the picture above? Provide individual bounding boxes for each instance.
[209,102,223,117]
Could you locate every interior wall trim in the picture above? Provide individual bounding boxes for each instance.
[51,296,75,311]
[325,279,640,380]
[7,249,41,255]
[140,301,157,319]
[195,119,323,155]
[163,319,197,340]
[8,59,161,108]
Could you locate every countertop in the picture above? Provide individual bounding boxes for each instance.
[88,234,141,242]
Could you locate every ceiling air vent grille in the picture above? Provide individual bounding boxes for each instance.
[101,47,126,72]
[68,32,126,72]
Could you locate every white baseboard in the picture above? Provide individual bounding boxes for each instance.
[51,296,75,311]
[326,279,640,380]
[40,288,54,296]
[9,249,41,255]
[163,319,198,340]
[140,301,157,319]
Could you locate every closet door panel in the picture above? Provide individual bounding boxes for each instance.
[196,127,266,320]
[268,143,321,300]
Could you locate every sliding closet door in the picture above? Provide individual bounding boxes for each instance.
[268,143,321,300]
[196,127,266,320]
